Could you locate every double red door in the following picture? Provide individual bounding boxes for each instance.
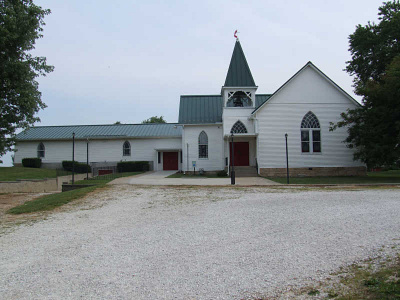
[229,142,249,166]
[163,152,178,170]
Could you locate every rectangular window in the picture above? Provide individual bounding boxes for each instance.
[312,130,321,152]
[301,130,310,153]
[199,145,208,158]
[158,152,161,164]
[180,151,182,163]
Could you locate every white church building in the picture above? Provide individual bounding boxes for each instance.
[14,40,366,177]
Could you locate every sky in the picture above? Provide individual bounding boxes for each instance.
[1,0,385,166]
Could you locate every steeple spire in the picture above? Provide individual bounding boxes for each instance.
[224,40,256,87]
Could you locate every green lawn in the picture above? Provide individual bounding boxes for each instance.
[267,170,400,184]
[167,172,228,178]
[7,172,143,215]
[0,167,58,181]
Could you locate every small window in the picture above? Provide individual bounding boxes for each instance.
[37,142,45,158]
[123,141,131,156]
[198,131,208,159]
[231,120,248,134]
[301,112,321,153]
[158,152,161,164]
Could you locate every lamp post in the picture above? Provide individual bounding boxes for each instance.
[72,132,75,184]
[230,133,235,185]
[285,133,289,184]
[86,138,89,180]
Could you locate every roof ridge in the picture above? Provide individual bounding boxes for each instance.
[180,95,221,97]
[25,123,181,129]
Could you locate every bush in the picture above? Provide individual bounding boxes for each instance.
[62,161,91,173]
[217,170,228,177]
[22,158,42,168]
[117,161,150,172]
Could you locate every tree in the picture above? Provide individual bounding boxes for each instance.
[0,0,54,156]
[142,116,166,124]
[331,1,400,168]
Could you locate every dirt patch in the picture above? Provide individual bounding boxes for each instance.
[0,187,112,236]
[0,193,52,233]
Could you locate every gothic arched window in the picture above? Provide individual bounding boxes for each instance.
[123,141,131,156]
[230,120,248,134]
[37,142,45,158]
[198,131,208,158]
[301,111,321,153]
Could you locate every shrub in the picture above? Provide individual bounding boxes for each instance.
[217,170,228,177]
[117,161,150,172]
[22,158,42,168]
[62,160,91,173]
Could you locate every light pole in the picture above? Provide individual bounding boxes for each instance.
[86,138,89,180]
[72,132,75,184]
[230,133,235,185]
[285,133,289,184]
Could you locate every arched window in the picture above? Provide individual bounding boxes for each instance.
[198,131,208,158]
[301,111,321,153]
[123,141,131,156]
[37,142,45,158]
[230,120,248,134]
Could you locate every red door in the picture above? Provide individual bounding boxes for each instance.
[230,142,249,166]
[163,152,178,170]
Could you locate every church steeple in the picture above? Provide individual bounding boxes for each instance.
[224,40,256,87]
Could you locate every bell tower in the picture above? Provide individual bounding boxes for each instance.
[222,39,258,108]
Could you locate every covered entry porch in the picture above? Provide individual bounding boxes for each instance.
[155,148,182,171]
[224,134,258,176]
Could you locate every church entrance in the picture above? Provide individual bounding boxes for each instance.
[230,142,249,166]
[163,152,178,170]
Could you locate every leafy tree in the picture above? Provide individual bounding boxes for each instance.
[114,121,122,124]
[331,1,400,168]
[142,116,166,124]
[0,0,54,156]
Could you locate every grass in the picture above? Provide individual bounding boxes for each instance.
[0,167,58,181]
[334,255,400,299]
[167,172,228,178]
[7,185,99,214]
[291,250,400,300]
[7,172,143,215]
[267,170,400,184]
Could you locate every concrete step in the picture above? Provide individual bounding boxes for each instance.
[233,166,258,177]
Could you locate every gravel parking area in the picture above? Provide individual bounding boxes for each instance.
[1,186,400,299]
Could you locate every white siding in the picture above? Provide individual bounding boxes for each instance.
[182,125,224,171]
[222,108,254,135]
[255,66,364,169]
[15,138,182,167]
[266,65,355,105]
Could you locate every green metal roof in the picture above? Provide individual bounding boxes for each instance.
[16,123,182,141]
[178,95,223,124]
[224,40,256,87]
[178,94,271,124]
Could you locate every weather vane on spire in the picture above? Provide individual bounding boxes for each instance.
[234,30,239,40]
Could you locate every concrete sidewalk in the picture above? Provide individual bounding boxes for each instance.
[109,171,278,186]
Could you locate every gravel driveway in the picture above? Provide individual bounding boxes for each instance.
[1,186,400,299]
